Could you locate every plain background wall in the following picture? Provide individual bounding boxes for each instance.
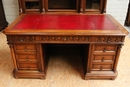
[2,0,19,24]
[2,0,130,25]
[107,0,129,25]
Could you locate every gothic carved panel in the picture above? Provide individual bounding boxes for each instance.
[7,35,124,43]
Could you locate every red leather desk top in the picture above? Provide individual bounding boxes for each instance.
[13,14,117,30]
[4,14,128,36]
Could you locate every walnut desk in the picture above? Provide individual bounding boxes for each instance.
[3,14,128,80]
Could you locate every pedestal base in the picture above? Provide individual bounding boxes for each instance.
[13,70,46,79]
[85,70,118,80]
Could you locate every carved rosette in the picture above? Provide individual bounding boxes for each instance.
[7,35,124,43]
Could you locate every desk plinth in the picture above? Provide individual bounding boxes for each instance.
[3,14,128,80]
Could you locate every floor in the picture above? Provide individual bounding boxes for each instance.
[0,26,130,87]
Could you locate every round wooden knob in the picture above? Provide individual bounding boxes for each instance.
[26,57,29,61]
[24,47,28,51]
[103,48,106,52]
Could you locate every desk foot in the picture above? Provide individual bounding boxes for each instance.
[85,70,118,80]
[13,70,46,79]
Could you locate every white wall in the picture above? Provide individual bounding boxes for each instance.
[2,0,19,24]
[106,0,129,25]
[2,0,129,25]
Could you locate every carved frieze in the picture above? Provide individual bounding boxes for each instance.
[7,35,124,43]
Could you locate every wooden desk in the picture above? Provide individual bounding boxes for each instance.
[3,14,128,80]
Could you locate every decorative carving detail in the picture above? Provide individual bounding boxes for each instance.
[109,37,123,42]
[7,35,124,43]
[40,36,91,42]
[92,37,108,42]
[7,36,36,42]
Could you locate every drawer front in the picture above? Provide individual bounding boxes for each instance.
[16,54,37,62]
[93,55,115,62]
[94,45,117,52]
[17,63,38,70]
[92,64,113,71]
[14,44,36,52]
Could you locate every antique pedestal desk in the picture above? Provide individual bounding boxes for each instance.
[3,14,128,80]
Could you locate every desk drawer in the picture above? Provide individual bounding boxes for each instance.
[93,55,115,62]
[92,64,113,71]
[16,54,37,62]
[17,63,38,70]
[14,44,37,52]
[94,45,117,53]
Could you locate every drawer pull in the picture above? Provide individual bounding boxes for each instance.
[100,66,102,71]
[102,57,104,62]
[103,48,106,52]
[27,66,30,70]
[26,57,29,61]
[24,47,28,51]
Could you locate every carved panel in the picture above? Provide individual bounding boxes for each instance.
[40,36,91,42]
[109,37,123,42]
[91,36,108,42]
[7,35,124,43]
